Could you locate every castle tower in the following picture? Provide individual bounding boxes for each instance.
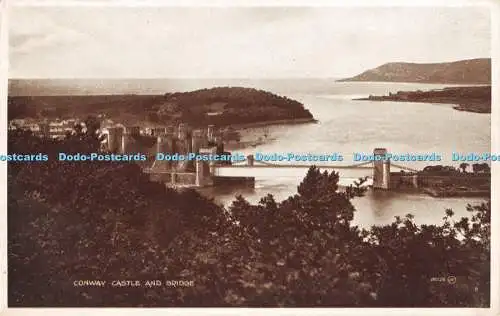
[175,123,191,171]
[176,123,192,152]
[214,132,224,153]
[199,129,209,149]
[156,132,175,171]
[215,133,223,147]
[186,127,193,154]
[157,133,174,154]
[120,126,139,154]
[107,126,124,153]
[207,125,215,143]
[177,123,187,140]
[191,129,205,155]
[373,148,390,190]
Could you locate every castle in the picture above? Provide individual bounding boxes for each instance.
[103,123,228,187]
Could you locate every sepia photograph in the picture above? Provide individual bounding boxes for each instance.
[4,0,497,311]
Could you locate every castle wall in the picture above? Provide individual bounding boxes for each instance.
[147,123,223,187]
[152,127,167,137]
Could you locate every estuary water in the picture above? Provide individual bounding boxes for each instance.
[198,81,491,228]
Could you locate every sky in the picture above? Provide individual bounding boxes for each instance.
[9,5,491,78]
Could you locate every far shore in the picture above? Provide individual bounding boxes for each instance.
[354,86,491,114]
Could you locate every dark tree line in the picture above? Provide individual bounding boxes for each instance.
[7,126,490,307]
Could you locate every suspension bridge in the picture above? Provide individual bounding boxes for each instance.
[214,150,421,190]
[146,148,422,190]
[215,158,419,172]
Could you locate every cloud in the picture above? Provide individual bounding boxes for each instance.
[10,8,86,55]
[8,6,491,78]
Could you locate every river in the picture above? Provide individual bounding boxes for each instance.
[199,81,490,228]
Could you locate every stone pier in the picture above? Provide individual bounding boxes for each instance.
[373,148,391,190]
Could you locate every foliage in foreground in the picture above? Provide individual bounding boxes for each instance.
[7,127,490,307]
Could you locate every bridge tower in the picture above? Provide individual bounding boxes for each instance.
[196,146,216,186]
[373,148,390,190]
[247,154,254,166]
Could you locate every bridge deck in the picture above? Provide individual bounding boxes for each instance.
[225,161,419,173]
[218,164,373,169]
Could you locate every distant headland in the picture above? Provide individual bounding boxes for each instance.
[8,86,316,128]
[338,58,491,84]
[339,58,491,113]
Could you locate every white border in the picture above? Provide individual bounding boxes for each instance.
[490,1,499,315]
[6,0,498,7]
[1,0,499,315]
[1,0,8,314]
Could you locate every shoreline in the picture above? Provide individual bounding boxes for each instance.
[222,117,317,151]
[337,79,490,85]
[354,97,491,114]
[354,86,491,114]
[452,105,490,114]
[226,117,318,130]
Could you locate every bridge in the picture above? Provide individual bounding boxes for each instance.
[145,148,421,190]
[216,158,418,172]
[215,148,420,190]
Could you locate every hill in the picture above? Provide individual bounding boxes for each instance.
[8,86,315,127]
[338,58,490,84]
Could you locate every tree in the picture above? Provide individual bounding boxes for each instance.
[147,111,159,122]
[472,163,490,174]
[365,202,489,307]
[459,163,469,173]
